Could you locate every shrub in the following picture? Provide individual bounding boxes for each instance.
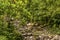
[0,0,60,40]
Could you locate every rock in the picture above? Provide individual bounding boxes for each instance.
[49,36,53,40]
[27,23,34,26]
[51,35,60,40]
[27,33,32,36]
[30,36,35,40]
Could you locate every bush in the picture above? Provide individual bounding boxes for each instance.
[0,0,60,40]
[0,35,8,40]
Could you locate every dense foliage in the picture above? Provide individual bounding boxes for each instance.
[0,0,60,40]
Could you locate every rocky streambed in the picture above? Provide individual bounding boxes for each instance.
[19,26,60,40]
[14,22,60,40]
[22,33,60,40]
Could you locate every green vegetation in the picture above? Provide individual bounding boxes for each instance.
[0,0,60,40]
[0,35,8,40]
